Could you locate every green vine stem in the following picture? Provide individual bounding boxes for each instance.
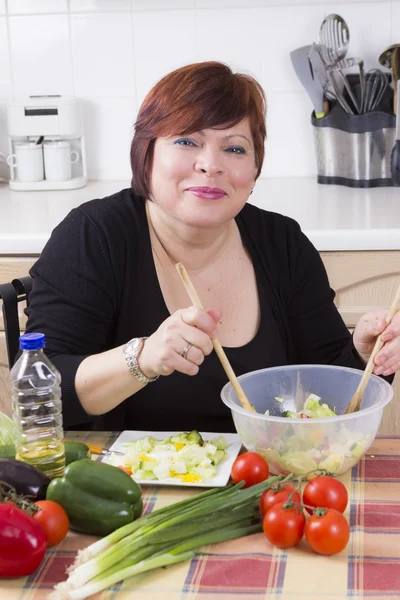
[0,481,39,515]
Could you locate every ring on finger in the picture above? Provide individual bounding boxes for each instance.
[179,341,193,360]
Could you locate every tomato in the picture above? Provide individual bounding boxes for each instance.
[231,452,269,488]
[33,500,70,547]
[259,483,301,517]
[305,508,350,555]
[303,476,348,514]
[262,502,305,548]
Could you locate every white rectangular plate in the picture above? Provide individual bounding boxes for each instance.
[106,430,242,488]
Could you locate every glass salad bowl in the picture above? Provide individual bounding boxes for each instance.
[221,364,393,477]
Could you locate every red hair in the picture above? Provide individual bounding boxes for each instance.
[130,61,266,198]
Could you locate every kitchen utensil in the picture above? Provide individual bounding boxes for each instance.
[379,43,400,69]
[308,43,330,97]
[327,57,365,115]
[361,69,388,113]
[392,48,400,115]
[87,444,124,456]
[391,80,400,185]
[327,67,355,115]
[344,284,400,415]
[379,44,400,114]
[290,45,326,118]
[36,136,44,145]
[175,262,255,413]
[221,364,393,477]
[319,13,350,65]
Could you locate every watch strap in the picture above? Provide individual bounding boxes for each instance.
[123,337,159,385]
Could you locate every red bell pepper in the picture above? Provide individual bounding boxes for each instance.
[0,503,47,578]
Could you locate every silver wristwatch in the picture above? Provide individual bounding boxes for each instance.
[123,337,159,385]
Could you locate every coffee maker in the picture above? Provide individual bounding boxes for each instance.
[6,96,87,191]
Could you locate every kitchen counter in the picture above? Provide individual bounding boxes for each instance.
[1,177,400,253]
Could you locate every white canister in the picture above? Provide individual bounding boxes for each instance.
[6,142,44,182]
[44,141,79,182]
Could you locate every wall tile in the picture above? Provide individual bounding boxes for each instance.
[0,17,12,99]
[195,8,262,81]
[133,10,196,107]
[259,5,328,93]
[0,104,10,181]
[389,2,400,42]
[2,1,394,181]
[7,0,67,14]
[81,97,136,179]
[133,0,195,9]
[261,91,317,177]
[8,15,73,97]
[259,0,387,4]
[196,0,259,7]
[70,0,131,12]
[71,13,135,97]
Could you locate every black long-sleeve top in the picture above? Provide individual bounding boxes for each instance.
[26,188,369,432]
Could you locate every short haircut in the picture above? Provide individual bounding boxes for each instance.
[130,61,266,198]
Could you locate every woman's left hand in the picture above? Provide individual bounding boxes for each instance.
[353,309,400,376]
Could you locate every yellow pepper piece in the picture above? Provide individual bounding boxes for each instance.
[173,443,185,451]
[139,454,157,462]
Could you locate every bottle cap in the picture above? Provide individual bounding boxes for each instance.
[19,333,46,350]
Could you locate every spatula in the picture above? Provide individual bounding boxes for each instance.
[175,262,256,413]
[290,45,326,118]
[344,284,400,414]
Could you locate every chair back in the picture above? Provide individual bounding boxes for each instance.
[0,276,33,369]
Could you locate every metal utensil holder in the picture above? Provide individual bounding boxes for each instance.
[311,98,396,188]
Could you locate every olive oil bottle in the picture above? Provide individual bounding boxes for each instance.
[11,333,65,479]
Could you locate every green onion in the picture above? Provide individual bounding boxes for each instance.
[53,475,282,599]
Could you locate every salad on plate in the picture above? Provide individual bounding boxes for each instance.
[104,430,229,484]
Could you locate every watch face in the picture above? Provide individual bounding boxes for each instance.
[125,338,140,354]
[131,338,140,352]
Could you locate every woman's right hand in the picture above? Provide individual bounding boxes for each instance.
[138,306,222,378]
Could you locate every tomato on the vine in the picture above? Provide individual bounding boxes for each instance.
[305,508,350,555]
[303,476,348,514]
[259,483,301,517]
[262,502,305,548]
[33,500,69,547]
[231,452,269,488]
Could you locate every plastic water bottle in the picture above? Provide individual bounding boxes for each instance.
[10,332,65,479]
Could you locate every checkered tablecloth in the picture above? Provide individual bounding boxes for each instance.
[1,432,400,600]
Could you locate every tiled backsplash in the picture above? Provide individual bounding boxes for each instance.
[0,0,399,180]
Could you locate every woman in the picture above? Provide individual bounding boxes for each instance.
[26,61,400,432]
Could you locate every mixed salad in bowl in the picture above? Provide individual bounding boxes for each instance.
[252,394,370,477]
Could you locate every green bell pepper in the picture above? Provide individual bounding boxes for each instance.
[46,458,143,536]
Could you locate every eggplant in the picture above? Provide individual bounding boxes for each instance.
[0,458,50,500]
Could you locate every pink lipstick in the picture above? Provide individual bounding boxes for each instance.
[186,186,226,200]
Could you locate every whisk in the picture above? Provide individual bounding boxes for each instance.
[361,69,388,113]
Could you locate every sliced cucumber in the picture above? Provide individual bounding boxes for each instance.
[211,449,226,466]
[210,436,228,451]
[186,430,204,444]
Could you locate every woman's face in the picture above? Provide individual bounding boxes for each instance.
[149,118,258,229]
